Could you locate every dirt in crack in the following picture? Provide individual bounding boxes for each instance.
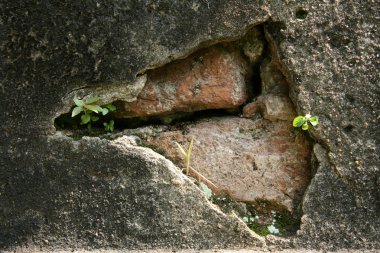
[54,24,313,237]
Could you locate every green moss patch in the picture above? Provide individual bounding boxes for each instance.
[209,195,301,237]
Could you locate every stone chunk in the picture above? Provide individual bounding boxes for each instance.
[243,94,296,121]
[143,116,312,211]
[243,57,295,122]
[261,95,296,121]
[241,27,265,64]
[0,134,264,249]
[115,46,250,118]
[260,58,289,95]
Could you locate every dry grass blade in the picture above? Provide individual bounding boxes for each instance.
[174,137,194,175]
[186,137,194,175]
[175,142,187,157]
[186,166,219,194]
[174,137,220,195]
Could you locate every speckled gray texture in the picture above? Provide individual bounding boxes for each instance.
[263,1,380,250]
[0,134,263,250]
[0,0,379,251]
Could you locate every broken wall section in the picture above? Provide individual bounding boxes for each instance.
[134,27,312,216]
[56,26,313,236]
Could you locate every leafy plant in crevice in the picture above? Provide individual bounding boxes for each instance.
[245,199,301,237]
[103,120,115,132]
[241,214,271,236]
[293,113,318,130]
[71,96,117,132]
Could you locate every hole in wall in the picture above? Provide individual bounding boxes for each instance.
[54,24,314,238]
[343,124,354,133]
[55,28,265,134]
[345,94,355,104]
[295,8,308,20]
[55,107,241,134]
[247,58,262,98]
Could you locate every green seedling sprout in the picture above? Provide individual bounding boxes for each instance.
[71,96,117,131]
[104,120,115,132]
[293,113,318,130]
[175,136,194,175]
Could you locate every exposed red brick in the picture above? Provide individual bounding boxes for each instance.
[143,117,312,211]
[115,45,249,118]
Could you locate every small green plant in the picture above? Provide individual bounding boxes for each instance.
[71,96,116,130]
[175,136,194,175]
[293,113,318,130]
[103,120,115,132]
[199,182,213,199]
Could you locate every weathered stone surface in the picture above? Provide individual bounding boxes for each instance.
[260,58,289,96]
[115,46,249,118]
[241,28,265,64]
[264,4,379,250]
[4,249,378,253]
[0,133,263,249]
[1,0,379,251]
[243,56,294,121]
[243,94,296,121]
[142,116,311,211]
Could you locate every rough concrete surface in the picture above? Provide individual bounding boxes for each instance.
[0,0,379,252]
[0,134,264,250]
[3,250,378,253]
